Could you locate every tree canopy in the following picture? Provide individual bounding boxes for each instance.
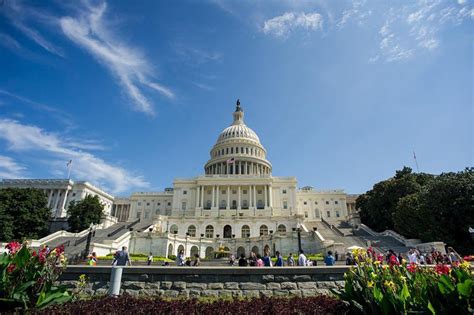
[67,195,104,232]
[0,188,51,241]
[357,167,473,254]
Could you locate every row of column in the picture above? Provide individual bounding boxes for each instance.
[43,188,70,218]
[206,161,270,175]
[195,185,273,209]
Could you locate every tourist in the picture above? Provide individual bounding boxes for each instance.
[274,251,284,266]
[249,252,257,266]
[112,246,132,266]
[287,253,295,266]
[256,254,264,267]
[334,250,339,262]
[345,252,354,265]
[419,253,426,265]
[162,261,170,266]
[88,252,98,266]
[324,251,335,266]
[45,245,51,255]
[238,253,248,266]
[193,254,200,266]
[298,250,308,266]
[448,247,460,265]
[399,252,405,265]
[147,252,153,266]
[263,250,272,267]
[408,250,417,264]
[176,250,185,266]
[229,254,235,266]
[185,257,192,266]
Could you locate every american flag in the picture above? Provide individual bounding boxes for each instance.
[226,157,235,164]
[67,160,72,167]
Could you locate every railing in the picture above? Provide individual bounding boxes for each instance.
[74,234,89,246]
[321,218,345,237]
[127,219,140,230]
[107,225,126,237]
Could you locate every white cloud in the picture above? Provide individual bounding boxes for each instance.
[59,1,173,115]
[337,0,372,29]
[0,155,26,179]
[0,119,148,194]
[262,12,323,38]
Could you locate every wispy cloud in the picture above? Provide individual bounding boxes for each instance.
[0,119,148,193]
[172,44,222,65]
[262,12,323,38]
[0,155,26,179]
[337,0,372,29]
[1,1,65,57]
[59,1,173,115]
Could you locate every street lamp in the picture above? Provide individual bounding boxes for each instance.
[260,233,264,255]
[295,226,302,253]
[269,230,274,256]
[83,224,94,260]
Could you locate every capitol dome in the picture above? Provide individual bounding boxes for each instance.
[205,100,272,175]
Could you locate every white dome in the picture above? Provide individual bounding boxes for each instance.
[217,124,260,144]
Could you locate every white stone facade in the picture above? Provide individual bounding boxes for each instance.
[0,179,114,219]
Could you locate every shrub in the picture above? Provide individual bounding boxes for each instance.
[0,242,71,311]
[332,249,474,314]
[36,294,349,314]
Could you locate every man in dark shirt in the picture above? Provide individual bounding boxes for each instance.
[238,253,248,266]
[112,246,132,266]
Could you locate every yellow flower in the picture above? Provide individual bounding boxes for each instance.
[374,260,381,265]
[400,276,406,282]
[367,281,374,288]
[371,272,377,279]
[384,280,396,290]
[460,261,470,270]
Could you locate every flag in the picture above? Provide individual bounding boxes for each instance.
[67,160,72,167]
[226,157,235,164]
[413,151,416,160]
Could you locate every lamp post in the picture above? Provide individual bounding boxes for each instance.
[246,233,251,255]
[260,233,264,255]
[199,233,204,258]
[294,226,302,253]
[269,230,274,256]
[173,231,177,256]
[232,234,236,256]
[185,232,190,257]
[83,224,94,260]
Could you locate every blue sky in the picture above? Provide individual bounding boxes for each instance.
[0,0,472,196]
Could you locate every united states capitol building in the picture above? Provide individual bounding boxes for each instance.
[0,101,362,258]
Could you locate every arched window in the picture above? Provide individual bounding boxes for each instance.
[223,225,232,238]
[170,224,178,234]
[205,246,214,259]
[187,225,196,237]
[260,225,268,236]
[241,225,250,238]
[190,246,199,257]
[205,225,214,238]
[277,224,287,234]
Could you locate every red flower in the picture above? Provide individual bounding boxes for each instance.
[407,263,417,273]
[55,245,65,257]
[435,264,451,275]
[6,264,16,273]
[5,242,21,254]
[32,251,37,257]
[389,254,400,267]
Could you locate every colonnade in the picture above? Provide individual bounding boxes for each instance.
[42,188,71,218]
[195,184,273,210]
[205,161,271,175]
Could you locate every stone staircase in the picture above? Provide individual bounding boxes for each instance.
[352,228,409,254]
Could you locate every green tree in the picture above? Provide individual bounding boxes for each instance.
[67,195,104,232]
[0,188,51,241]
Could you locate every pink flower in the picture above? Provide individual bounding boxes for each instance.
[407,263,417,273]
[435,264,450,275]
[6,264,16,273]
[5,242,21,254]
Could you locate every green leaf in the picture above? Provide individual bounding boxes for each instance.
[428,301,436,315]
[373,286,383,302]
[12,280,36,294]
[36,288,71,309]
[400,283,410,302]
[457,279,473,298]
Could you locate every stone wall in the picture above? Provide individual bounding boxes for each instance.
[60,266,349,298]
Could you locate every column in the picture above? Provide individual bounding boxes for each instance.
[61,189,69,217]
[195,186,200,208]
[215,185,219,208]
[253,185,257,208]
[226,186,230,210]
[237,186,241,210]
[211,186,215,208]
[264,185,267,208]
[244,161,247,175]
[47,190,53,208]
[232,162,236,175]
[200,186,204,207]
[269,185,273,207]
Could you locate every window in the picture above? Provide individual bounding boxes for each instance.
[183,190,187,195]
[242,200,248,209]
[327,210,331,217]
[277,224,287,234]
[260,225,268,235]
[246,148,249,154]
[282,189,287,194]
[335,201,338,204]
[257,190,262,194]
[315,201,318,205]
[236,147,239,153]
[326,201,329,205]
[157,202,161,206]
[220,200,226,209]
[138,202,142,206]
[205,225,214,238]
[241,225,250,238]
[181,202,186,211]
[222,190,226,194]
[170,224,178,234]
[283,201,288,209]
[136,212,141,218]
[187,225,196,237]
[243,190,247,194]
[257,200,264,209]
[304,201,307,205]
[72,193,76,196]
[231,148,234,154]
[232,190,236,194]
[305,212,308,218]
[146,202,150,206]
[226,148,229,154]
[145,211,149,219]
[167,202,171,206]
[206,200,211,209]
[336,210,340,217]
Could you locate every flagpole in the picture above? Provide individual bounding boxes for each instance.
[67,160,72,179]
[413,151,419,172]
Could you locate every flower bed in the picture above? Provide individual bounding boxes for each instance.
[332,249,474,314]
[35,295,349,314]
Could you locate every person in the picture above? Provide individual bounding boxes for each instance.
[256,254,264,267]
[162,261,170,266]
[448,248,460,265]
[193,254,200,266]
[88,252,98,266]
[238,253,248,266]
[185,257,192,266]
[324,251,335,266]
[334,250,339,262]
[248,252,257,266]
[287,253,295,266]
[229,254,235,266]
[262,250,272,267]
[408,250,417,264]
[112,246,132,266]
[45,245,51,255]
[274,251,284,266]
[298,250,308,266]
[345,252,354,265]
[147,252,153,266]
[176,250,185,266]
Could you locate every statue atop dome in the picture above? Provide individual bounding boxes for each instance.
[235,99,242,112]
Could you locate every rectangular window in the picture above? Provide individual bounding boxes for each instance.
[222,190,226,194]
[236,147,239,153]
[258,190,262,194]
[283,201,288,209]
[146,202,150,206]
[137,212,141,218]
[315,201,318,205]
[168,202,171,206]
[243,190,247,194]
[336,211,340,217]
[232,190,236,194]
[303,201,307,205]
[327,210,331,217]
[157,202,161,206]
[138,202,142,206]
[231,148,234,154]
[183,190,187,195]
[181,202,186,211]
[326,201,329,205]
[335,201,338,204]
[282,189,287,194]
